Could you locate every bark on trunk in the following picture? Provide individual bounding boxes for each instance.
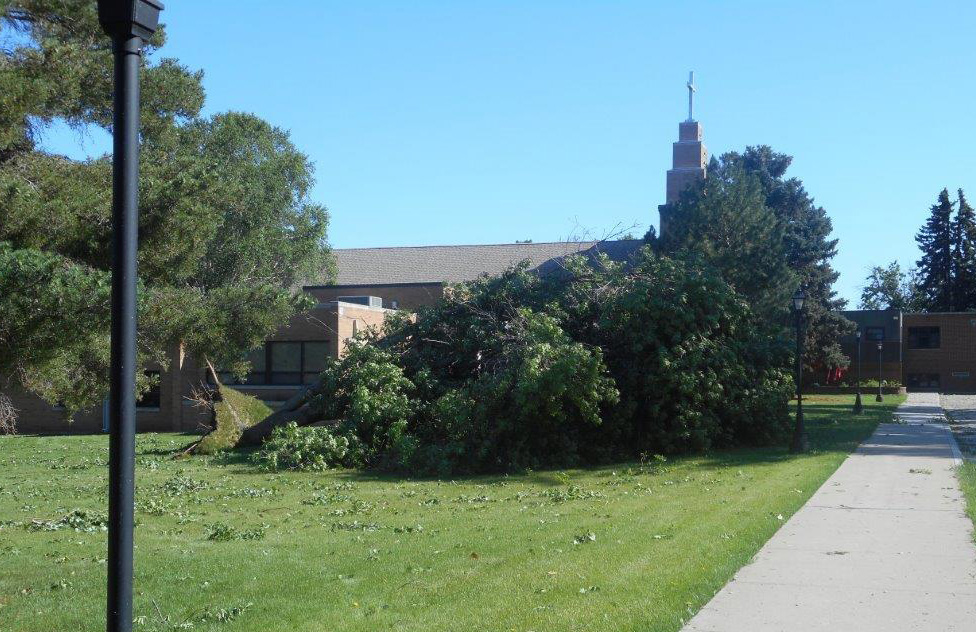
[174,360,227,457]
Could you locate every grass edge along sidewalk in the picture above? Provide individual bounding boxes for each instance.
[960,461,976,543]
[0,395,901,632]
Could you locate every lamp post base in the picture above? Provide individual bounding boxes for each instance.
[790,405,808,454]
[853,392,863,414]
[875,393,883,403]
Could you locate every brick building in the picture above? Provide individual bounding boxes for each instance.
[840,309,976,392]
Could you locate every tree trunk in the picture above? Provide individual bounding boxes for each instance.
[174,360,228,457]
[235,400,318,447]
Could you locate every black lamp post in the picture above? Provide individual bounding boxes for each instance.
[875,341,884,403]
[790,288,808,453]
[853,330,863,414]
[97,2,163,631]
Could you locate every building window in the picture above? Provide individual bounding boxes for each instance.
[137,371,161,409]
[217,341,331,386]
[864,326,884,341]
[302,341,330,384]
[270,342,302,385]
[907,373,940,389]
[907,326,940,349]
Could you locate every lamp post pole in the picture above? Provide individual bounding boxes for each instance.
[853,330,863,414]
[876,341,884,403]
[98,2,163,631]
[790,289,808,453]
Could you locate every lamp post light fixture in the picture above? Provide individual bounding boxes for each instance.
[790,288,808,453]
[875,341,884,403]
[97,2,163,631]
[853,330,863,414]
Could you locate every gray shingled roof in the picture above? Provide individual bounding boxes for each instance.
[319,240,645,286]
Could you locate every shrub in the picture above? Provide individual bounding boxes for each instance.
[289,249,793,474]
[254,422,356,471]
[593,255,792,454]
[410,309,618,473]
[309,342,414,469]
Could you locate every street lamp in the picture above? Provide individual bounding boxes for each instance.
[875,341,884,403]
[853,330,863,414]
[790,288,808,453]
[97,2,163,631]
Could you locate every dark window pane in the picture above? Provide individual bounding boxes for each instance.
[270,343,301,372]
[217,371,239,385]
[303,342,330,373]
[907,373,940,389]
[137,371,161,409]
[864,326,884,341]
[270,371,302,385]
[907,327,940,349]
[234,371,265,385]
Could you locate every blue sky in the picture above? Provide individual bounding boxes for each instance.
[38,1,976,306]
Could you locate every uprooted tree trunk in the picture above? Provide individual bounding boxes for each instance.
[0,393,17,435]
[234,377,322,448]
[175,359,241,457]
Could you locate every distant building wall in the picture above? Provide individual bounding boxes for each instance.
[839,309,976,392]
[903,312,976,393]
[838,309,904,384]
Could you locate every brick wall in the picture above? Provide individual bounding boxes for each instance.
[904,313,976,393]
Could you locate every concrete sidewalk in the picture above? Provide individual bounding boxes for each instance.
[682,396,976,632]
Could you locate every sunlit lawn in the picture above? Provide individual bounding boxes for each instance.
[0,395,901,632]
[959,461,976,543]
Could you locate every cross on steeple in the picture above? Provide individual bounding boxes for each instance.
[686,71,696,122]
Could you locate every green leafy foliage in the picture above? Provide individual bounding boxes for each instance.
[254,422,358,472]
[296,249,792,474]
[859,261,925,311]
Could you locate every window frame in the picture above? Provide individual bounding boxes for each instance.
[217,340,332,386]
[864,326,885,342]
[907,326,940,350]
[136,370,162,410]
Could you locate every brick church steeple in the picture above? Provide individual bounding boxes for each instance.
[659,72,708,238]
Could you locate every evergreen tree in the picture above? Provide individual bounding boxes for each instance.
[915,189,956,312]
[952,189,976,311]
[0,1,333,413]
[656,166,797,319]
[707,147,851,376]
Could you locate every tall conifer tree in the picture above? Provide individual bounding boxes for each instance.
[708,147,851,376]
[915,189,956,312]
[952,189,976,311]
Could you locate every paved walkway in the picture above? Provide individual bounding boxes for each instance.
[943,394,976,456]
[682,393,976,632]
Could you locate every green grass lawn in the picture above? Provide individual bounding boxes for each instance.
[959,461,976,543]
[0,395,901,632]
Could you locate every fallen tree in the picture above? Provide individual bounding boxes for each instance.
[236,383,320,447]
[180,361,272,455]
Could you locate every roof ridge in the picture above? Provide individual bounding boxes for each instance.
[330,239,641,252]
